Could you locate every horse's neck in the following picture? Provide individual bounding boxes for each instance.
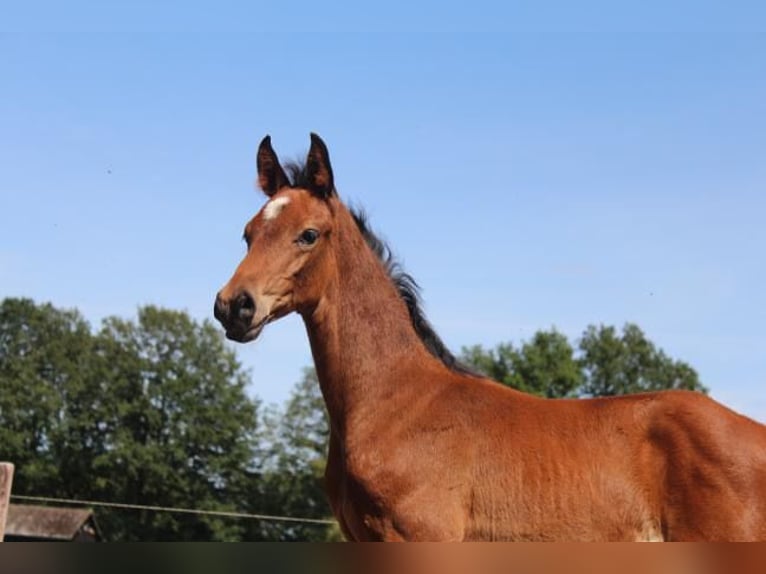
[302,209,437,436]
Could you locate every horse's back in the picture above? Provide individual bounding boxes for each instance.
[644,390,766,540]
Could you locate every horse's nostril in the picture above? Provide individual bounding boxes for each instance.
[235,292,256,322]
[213,294,228,323]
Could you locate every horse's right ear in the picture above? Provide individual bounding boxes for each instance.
[256,135,290,197]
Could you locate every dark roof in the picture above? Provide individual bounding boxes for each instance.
[5,504,100,541]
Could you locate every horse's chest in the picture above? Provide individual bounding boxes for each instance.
[331,469,396,540]
[324,448,389,540]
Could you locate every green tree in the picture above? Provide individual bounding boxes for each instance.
[578,323,706,396]
[0,298,96,495]
[462,329,582,398]
[461,343,518,387]
[243,368,339,541]
[0,299,261,541]
[90,306,260,541]
[513,330,583,398]
[461,323,706,398]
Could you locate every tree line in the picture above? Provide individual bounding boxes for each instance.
[0,298,705,541]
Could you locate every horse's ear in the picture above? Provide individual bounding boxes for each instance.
[256,135,290,197]
[306,133,335,199]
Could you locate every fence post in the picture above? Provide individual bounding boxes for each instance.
[0,463,14,542]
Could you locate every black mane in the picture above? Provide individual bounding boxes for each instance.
[284,161,474,375]
[349,210,476,375]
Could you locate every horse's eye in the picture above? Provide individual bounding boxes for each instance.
[297,228,320,246]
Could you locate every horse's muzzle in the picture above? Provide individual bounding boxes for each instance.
[214,291,256,340]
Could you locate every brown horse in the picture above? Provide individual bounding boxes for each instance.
[214,134,766,541]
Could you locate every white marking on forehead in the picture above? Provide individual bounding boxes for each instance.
[263,196,291,221]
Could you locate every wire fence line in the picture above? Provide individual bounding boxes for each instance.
[10,494,336,526]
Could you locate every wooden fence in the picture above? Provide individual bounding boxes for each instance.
[0,463,14,542]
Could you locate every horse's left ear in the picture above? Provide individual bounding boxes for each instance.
[306,133,335,199]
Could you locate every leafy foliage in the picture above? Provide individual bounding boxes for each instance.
[242,368,339,541]
[461,323,706,398]
[0,299,260,541]
[90,306,260,540]
[0,298,95,495]
[578,324,705,396]
[462,330,582,398]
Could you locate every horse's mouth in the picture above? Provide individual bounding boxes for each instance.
[225,318,268,343]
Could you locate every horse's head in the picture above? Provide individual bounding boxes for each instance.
[214,133,337,342]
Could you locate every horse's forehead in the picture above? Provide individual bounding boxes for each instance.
[256,189,323,227]
[262,196,291,221]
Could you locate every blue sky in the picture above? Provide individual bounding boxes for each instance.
[2,3,765,421]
